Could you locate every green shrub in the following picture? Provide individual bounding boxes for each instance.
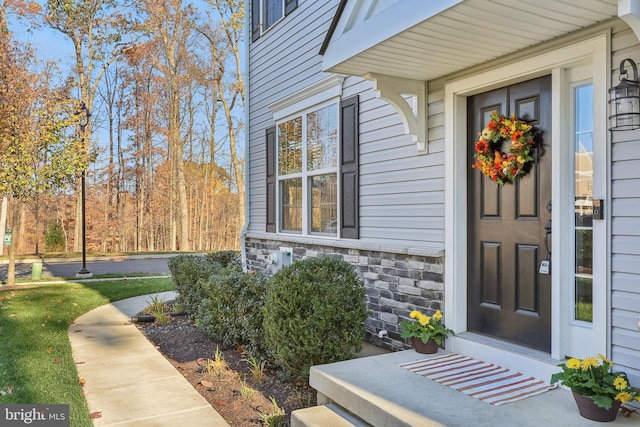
[204,250,241,267]
[262,256,367,381]
[196,266,271,360]
[167,255,221,314]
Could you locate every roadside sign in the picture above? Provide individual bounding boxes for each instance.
[4,228,11,246]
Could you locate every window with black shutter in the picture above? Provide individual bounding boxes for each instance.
[252,0,298,42]
[265,95,359,239]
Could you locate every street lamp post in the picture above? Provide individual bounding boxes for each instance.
[76,102,92,278]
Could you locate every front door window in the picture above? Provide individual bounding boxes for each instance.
[573,83,594,323]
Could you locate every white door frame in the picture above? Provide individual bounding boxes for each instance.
[443,32,610,376]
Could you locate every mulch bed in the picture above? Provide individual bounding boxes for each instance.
[136,311,316,426]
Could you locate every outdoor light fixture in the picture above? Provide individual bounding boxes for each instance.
[609,58,640,131]
[76,102,92,278]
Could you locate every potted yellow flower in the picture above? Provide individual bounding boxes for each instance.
[399,309,452,354]
[550,354,640,422]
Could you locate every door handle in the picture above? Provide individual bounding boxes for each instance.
[543,220,552,255]
[540,220,552,275]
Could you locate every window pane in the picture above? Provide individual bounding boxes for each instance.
[278,117,302,175]
[576,85,593,133]
[310,174,337,234]
[263,0,283,30]
[575,277,593,322]
[280,178,302,232]
[574,83,593,323]
[575,229,592,274]
[307,104,338,171]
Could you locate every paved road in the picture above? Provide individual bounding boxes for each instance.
[0,255,178,280]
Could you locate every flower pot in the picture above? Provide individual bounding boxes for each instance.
[411,337,439,354]
[572,391,621,422]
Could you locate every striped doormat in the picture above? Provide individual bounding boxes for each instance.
[400,353,557,406]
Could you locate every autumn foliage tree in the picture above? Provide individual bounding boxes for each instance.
[0,32,90,285]
[44,0,139,251]
[4,0,246,257]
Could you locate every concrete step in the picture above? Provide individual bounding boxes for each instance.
[309,349,640,427]
[291,403,371,427]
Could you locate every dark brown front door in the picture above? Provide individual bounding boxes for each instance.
[467,76,552,352]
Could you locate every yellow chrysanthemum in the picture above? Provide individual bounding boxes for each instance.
[419,315,431,326]
[580,357,599,370]
[566,358,581,369]
[615,391,633,404]
[409,310,421,319]
[597,354,613,366]
[613,376,628,391]
[433,310,443,321]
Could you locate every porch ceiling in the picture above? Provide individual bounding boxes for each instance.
[321,0,618,81]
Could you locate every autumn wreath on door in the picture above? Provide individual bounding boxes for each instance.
[472,111,536,185]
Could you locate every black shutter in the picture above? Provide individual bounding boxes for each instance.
[285,0,297,15]
[266,126,276,233]
[252,0,261,42]
[340,95,359,239]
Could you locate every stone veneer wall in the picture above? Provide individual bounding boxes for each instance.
[245,238,445,352]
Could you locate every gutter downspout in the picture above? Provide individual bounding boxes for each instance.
[240,0,251,272]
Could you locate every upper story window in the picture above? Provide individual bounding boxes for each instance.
[252,0,298,41]
[264,0,283,30]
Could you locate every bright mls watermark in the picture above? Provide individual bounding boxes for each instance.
[0,405,69,426]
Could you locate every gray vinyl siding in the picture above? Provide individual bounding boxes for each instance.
[248,0,334,233]
[248,0,446,252]
[610,23,640,386]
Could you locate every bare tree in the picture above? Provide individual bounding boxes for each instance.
[43,0,138,251]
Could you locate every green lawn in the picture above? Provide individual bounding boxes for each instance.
[0,278,175,427]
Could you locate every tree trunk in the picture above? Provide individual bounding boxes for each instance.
[0,195,7,257]
[6,198,20,287]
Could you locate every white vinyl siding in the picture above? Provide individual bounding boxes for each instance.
[610,22,640,389]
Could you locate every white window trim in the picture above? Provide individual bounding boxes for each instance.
[443,32,609,379]
[269,75,346,120]
[270,76,345,238]
[566,69,597,358]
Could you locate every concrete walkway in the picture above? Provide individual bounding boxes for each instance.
[67,291,229,427]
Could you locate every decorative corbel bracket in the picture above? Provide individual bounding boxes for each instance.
[364,73,428,153]
[619,0,640,41]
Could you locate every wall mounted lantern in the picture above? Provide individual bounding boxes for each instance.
[609,58,640,131]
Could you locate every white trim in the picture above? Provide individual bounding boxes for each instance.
[322,0,462,73]
[444,33,609,379]
[364,73,428,153]
[269,75,346,121]
[241,0,252,271]
[618,0,640,41]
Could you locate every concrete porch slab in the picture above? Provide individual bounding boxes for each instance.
[310,349,640,427]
